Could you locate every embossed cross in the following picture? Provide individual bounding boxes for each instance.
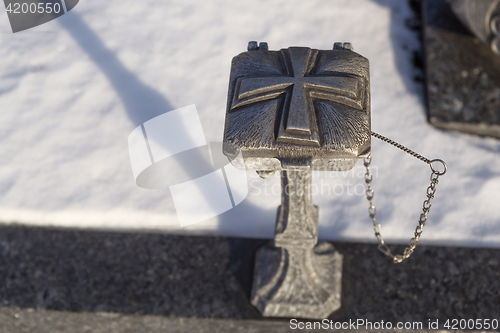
[230,47,362,146]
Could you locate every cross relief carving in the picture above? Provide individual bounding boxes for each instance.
[230,47,363,147]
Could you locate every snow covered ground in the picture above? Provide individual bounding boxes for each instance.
[0,0,499,247]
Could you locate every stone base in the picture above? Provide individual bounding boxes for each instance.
[423,0,500,138]
[250,242,342,319]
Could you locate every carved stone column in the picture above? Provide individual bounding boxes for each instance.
[250,164,342,319]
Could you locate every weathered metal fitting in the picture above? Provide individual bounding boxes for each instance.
[222,42,372,319]
[247,41,258,51]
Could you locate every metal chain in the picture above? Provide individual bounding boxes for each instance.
[365,132,447,264]
[371,131,431,164]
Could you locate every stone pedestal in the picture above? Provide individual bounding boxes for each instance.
[223,42,370,319]
[250,166,342,319]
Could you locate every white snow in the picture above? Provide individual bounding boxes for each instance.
[0,0,499,247]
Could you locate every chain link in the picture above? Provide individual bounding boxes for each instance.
[365,132,447,264]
